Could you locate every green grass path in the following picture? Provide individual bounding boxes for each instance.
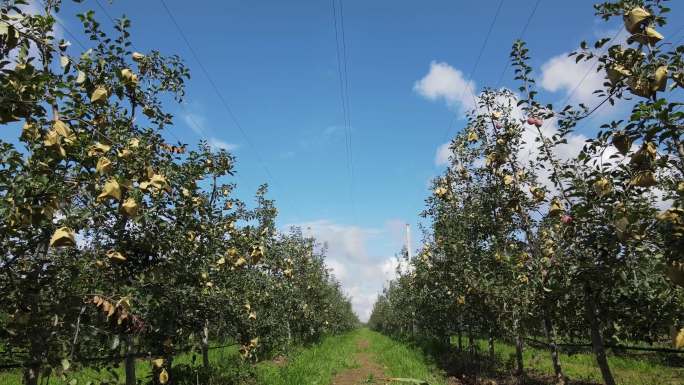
[4,330,682,385]
[256,328,447,385]
[1,329,449,385]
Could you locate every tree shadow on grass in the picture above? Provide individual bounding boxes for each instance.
[412,341,601,385]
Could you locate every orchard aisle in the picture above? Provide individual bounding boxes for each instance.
[256,328,447,385]
[329,336,386,385]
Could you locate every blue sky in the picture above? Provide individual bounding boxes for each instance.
[7,0,684,320]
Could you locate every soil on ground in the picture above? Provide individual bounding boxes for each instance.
[331,338,386,385]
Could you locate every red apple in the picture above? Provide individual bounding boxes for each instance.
[561,215,573,224]
[526,117,536,125]
[534,118,544,128]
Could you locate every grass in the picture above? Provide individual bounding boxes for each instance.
[6,330,676,385]
[472,338,684,385]
[0,344,239,385]
[360,328,447,385]
[254,330,360,385]
[255,328,448,385]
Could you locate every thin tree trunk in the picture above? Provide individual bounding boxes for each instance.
[286,321,292,343]
[201,320,210,369]
[23,365,40,385]
[513,318,524,377]
[584,284,616,385]
[488,331,495,359]
[125,335,136,385]
[515,334,524,377]
[543,311,564,384]
[468,331,475,353]
[24,330,43,385]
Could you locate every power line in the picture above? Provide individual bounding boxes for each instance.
[494,0,542,89]
[560,27,624,109]
[331,0,357,218]
[528,26,625,138]
[93,0,116,26]
[37,0,87,50]
[463,0,505,109]
[441,0,504,143]
[158,0,283,191]
[331,0,350,174]
[339,0,356,220]
[90,0,185,145]
[339,0,355,202]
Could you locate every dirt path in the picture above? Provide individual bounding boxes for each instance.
[331,338,387,385]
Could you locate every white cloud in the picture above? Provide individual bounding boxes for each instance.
[652,187,673,211]
[540,53,605,106]
[298,220,378,262]
[435,142,451,166]
[429,90,589,194]
[208,137,238,152]
[539,26,630,108]
[414,61,477,117]
[183,112,206,136]
[500,93,588,192]
[384,219,409,248]
[181,110,238,152]
[325,258,348,282]
[6,2,64,65]
[285,219,411,322]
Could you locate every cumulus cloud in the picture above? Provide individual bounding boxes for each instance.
[181,110,238,152]
[540,53,605,106]
[435,142,451,166]
[428,90,589,193]
[298,220,379,263]
[183,112,206,136]
[539,27,630,108]
[286,219,412,322]
[414,61,477,117]
[208,137,238,152]
[487,91,588,192]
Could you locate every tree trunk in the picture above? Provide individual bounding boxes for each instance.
[125,335,136,385]
[201,321,210,369]
[515,333,524,377]
[488,332,495,359]
[286,320,292,343]
[543,311,564,384]
[584,285,616,385]
[512,317,524,378]
[468,332,475,353]
[22,365,40,385]
[23,335,43,385]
